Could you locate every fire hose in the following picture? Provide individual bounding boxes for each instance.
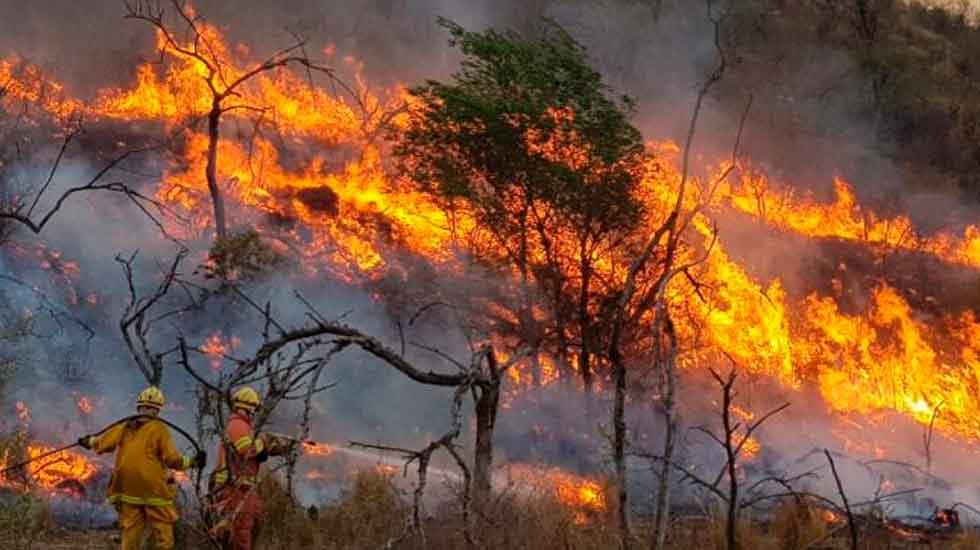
[0,417,314,545]
[0,414,204,477]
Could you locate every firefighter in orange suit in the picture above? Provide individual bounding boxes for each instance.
[78,386,206,550]
[209,387,290,550]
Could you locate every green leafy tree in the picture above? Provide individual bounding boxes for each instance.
[394,18,646,390]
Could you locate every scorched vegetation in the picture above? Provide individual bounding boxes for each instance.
[1,1,980,549]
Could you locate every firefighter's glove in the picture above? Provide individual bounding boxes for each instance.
[266,438,281,456]
[77,436,93,449]
[268,437,291,457]
[193,450,207,469]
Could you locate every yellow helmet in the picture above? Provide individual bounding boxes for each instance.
[232,387,261,412]
[137,386,166,411]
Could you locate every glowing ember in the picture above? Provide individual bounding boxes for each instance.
[302,442,334,456]
[76,394,95,415]
[201,332,241,369]
[822,509,841,524]
[730,404,755,422]
[739,436,761,461]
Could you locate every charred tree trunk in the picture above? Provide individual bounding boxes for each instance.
[207,101,227,240]
[473,377,500,508]
[555,306,572,384]
[611,344,630,549]
[517,219,541,388]
[578,252,593,394]
[651,310,678,550]
[720,373,739,550]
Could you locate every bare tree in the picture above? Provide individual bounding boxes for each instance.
[178,292,526,520]
[648,301,679,550]
[116,248,192,386]
[352,381,474,549]
[922,402,942,473]
[0,126,175,239]
[123,0,356,239]
[695,368,789,550]
[634,367,789,550]
[604,2,742,546]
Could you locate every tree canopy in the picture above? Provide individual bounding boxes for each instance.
[396,18,646,250]
[394,18,651,387]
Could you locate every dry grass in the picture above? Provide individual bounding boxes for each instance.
[256,469,408,550]
[764,499,831,549]
[7,470,980,549]
[247,472,980,550]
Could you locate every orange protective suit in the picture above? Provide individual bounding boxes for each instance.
[89,418,193,550]
[210,412,266,550]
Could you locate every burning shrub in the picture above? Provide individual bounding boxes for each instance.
[469,483,620,550]
[204,229,286,284]
[294,187,340,216]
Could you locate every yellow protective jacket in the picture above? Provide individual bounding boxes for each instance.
[90,418,193,508]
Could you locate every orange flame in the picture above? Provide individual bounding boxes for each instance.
[303,442,335,457]
[722,173,980,270]
[0,443,99,494]
[0,56,85,121]
[201,331,241,369]
[506,464,607,524]
[7,16,980,458]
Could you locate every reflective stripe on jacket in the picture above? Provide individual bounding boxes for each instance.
[90,418,192,507]
[213,412,264,487]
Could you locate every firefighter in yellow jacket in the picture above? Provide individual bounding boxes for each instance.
[77,387,206,550]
